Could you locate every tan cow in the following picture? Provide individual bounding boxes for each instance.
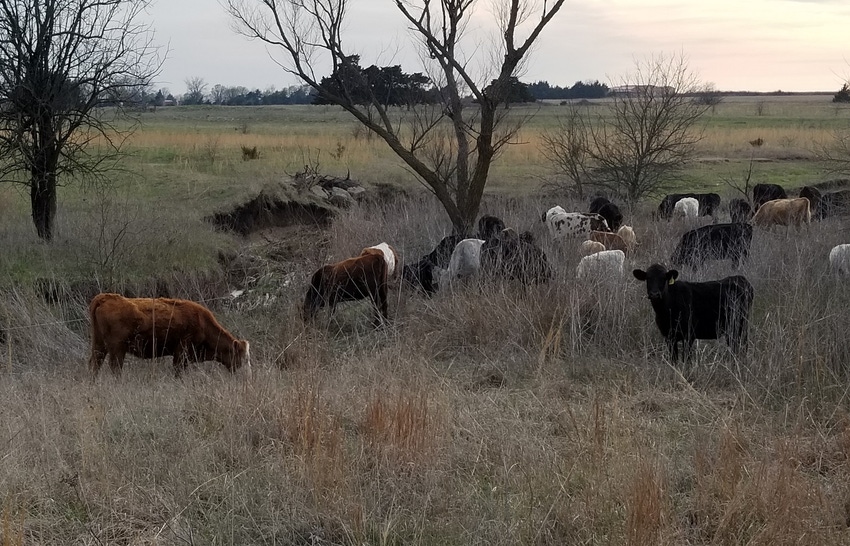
[581,240,606,256]
[589,225,638,254]
[89,293,251,378]
[751,197,811,229]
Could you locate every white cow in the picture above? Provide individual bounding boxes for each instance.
[438,238,485,289]
[544,206,610,239]
[576,250,626,280]
[366,242,401,280]
[674,197,699,220]
[829,244,850,275]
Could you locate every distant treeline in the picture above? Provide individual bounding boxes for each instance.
[174,79,611,106]
[157,75,837,108]
[526,80,610,100]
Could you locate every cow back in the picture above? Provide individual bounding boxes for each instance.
[753,183,787,209]
[672,223,752,267]
[588,196,611,213]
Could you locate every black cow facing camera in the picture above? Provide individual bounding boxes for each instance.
[633,264,754,362]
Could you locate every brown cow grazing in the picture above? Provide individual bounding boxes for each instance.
[303,247,389,325]
[751,197,811,229]
[88,293,251,378]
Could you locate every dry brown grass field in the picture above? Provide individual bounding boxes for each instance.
[2,95,850,544]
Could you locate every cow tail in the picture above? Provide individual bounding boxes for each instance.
[87,294,110,358]
[88,294,104,340]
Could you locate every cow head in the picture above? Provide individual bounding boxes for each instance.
[477,215,506,241]
[302,265,332,321]
[427,235,462,268]
[588,213,610,232]
[226,339,251,375]
[633,264,678,301]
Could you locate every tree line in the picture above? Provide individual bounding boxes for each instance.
[161,70,610,108]
[2,0,846,242]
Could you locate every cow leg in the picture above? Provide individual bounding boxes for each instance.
[88,343,107,379]
[684,339,696,363]
[370,281,389,327]
[172,344,189,377]
[726,313,747,356]
[108,351,124,375]
[668,338,679,363]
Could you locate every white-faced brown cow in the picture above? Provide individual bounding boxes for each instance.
[366,242,402,282]
[89,293,251,378]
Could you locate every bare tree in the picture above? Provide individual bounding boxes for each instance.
[224,0,566,235]
[542,54,709,204]
[210,84,228,105]
[539,104,594,199]
[591,54,709,203]
[0,0,161,241]
[816,129,850,176]
[694,82,723,113]
[723,138,764,203]
[183,76,208,105]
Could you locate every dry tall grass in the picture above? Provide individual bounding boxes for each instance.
[3,188,850,543]
[2,96,850,543]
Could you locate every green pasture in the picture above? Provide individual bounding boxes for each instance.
[0,94,847,286]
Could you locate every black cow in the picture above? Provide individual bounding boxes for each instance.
[588,196,611,214]
[671,223,753,268]
[477,215,506,240]
[728,198,753,223]
[402,234,463,295]
[752,183,787,210]
[658,193,721,219]
[632,264,754,362]
[818,189,850,219]
[798,185,821,208]
[481,229,551,284]
[595,202,623,231]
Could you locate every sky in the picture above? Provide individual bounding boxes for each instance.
[144,0,850,95]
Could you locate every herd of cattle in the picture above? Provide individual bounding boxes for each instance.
[86,184,850,377]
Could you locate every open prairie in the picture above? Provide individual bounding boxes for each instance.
[2,94,850,544]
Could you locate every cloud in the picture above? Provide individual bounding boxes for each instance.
[145,0,850,94]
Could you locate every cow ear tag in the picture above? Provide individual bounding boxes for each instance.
[668,278,675,285]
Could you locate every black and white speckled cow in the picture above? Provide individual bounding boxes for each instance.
[543,206,610,239]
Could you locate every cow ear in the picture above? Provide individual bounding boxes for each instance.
[666,270,679,284]
[632,269,647,281]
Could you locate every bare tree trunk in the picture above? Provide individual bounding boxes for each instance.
[225,0,565,239]
[0,0,161,242]
[30,170,57,241]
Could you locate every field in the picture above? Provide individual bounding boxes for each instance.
[2,95,850,544]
